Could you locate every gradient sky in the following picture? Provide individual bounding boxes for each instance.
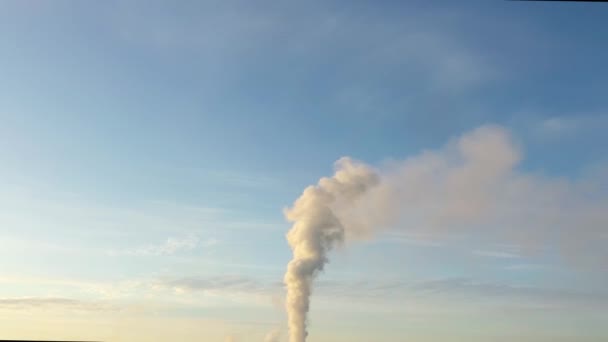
[1,1,607,341]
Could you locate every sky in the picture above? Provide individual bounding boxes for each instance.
[0,1,607,341]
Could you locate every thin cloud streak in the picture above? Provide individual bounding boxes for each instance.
[0,297,117,312]
[472,250,521,259]
[107,235,218,257]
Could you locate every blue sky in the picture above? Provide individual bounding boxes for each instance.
[0,1,607,341]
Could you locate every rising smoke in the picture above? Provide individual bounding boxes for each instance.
[283,125,608,342]
[283,157,379,342]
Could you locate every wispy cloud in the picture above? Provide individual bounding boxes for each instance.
[505,263,547,271]
[379,231,445,247]
[0,185,281,268]
[107,1,507,101]
[536,113,608,138]
[153,275,276,297]
[0,297,116,312]
[108,235,218,257]
[472,250,521,259]
[204,170,281,189]
[312,277,608,312]
[0,274,148,301]
[0,188,229,239]
[2,272,606,320]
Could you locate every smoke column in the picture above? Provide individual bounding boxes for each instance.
[283,157,379,342]
[282,125,608,341]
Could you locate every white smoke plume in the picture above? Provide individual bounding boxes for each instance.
[283,157,379,342]
[283,125,608,341]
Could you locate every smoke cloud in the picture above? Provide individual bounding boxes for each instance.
[283,125,608,341]
[283,157,379,342]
